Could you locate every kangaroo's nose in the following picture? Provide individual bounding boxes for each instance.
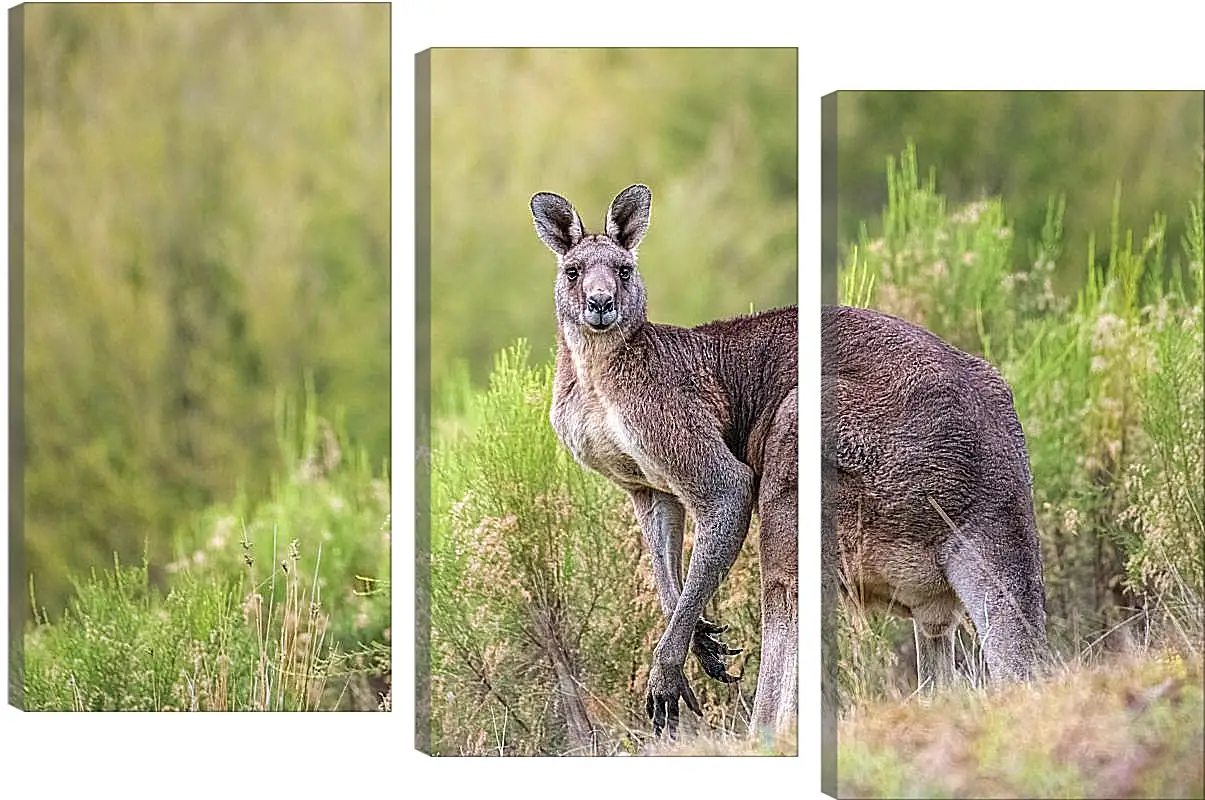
[586,294,614,315]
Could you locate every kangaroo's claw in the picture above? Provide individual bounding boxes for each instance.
[692,618,743,683]
[696,618,727,636]
[646,661,701,739]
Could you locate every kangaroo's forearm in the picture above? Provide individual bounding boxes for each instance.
[654,480,753,666]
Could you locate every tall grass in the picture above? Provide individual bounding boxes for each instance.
[25,546,339,712]
[23,4,391,619]
[23,394,391,711]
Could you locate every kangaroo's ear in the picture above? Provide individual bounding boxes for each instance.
[605,184,651,252]
[531,192,585,256]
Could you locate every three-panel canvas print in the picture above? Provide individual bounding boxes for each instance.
[7,5,1205,798]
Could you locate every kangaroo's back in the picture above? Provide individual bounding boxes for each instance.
[690,306,797,472]
[821,304,1046,693]
[822,305,1033,526]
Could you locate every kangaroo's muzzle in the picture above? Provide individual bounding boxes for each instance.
[585,293,617,330]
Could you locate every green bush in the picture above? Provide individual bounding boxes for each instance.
[836,91,1203,291]
[428,342,765,754]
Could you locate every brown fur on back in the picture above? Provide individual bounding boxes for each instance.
[821,304,1047,690]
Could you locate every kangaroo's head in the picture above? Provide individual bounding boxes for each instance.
[531,184,651,342]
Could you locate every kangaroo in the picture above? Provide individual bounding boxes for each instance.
[820,304,1048,710]
[530,184,798,741]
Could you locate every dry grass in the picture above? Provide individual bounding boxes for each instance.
[240,531,335,711]
[838,650,1204,798]
[644,726,798,757]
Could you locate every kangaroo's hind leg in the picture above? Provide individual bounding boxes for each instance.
[750,389,798,740]
[938,514,1048,684]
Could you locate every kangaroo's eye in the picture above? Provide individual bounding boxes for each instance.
[618,266,632,282]
[564,266,579,281]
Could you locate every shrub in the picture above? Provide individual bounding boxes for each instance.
[428,341,764,754]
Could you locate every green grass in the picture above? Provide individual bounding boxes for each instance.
[22,4,391,622]
[23,394,391,712]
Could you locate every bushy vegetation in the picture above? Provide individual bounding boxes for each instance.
[428,343,770,754]
[836,92,1203,292]
[20,4,390,618]
[23,396,391,712]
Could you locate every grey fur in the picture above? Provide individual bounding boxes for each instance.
[821,305,1048,715]
[530,185,799,740]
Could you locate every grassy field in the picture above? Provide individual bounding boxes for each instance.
[21,4,390,621]
[21,394,391,712]
[838,653,1204,797]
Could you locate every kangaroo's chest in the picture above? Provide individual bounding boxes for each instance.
[552,382,672,494]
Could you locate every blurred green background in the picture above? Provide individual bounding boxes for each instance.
[428,48,799,394]
[19,4,390,618]
[836,91,1203,291]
